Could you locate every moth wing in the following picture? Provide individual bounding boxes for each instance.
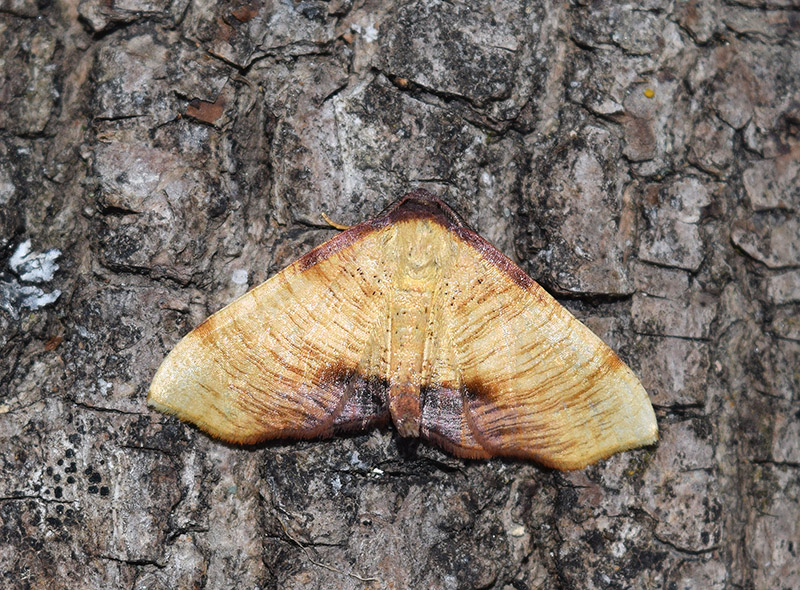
[147,226,392,444]
[419,299,489,458]
[421,229,658,470]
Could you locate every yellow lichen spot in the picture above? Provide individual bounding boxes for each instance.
[644,88,656,99]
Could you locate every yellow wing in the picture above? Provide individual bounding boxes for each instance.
[419,227,658,470]
[147,224,393,444]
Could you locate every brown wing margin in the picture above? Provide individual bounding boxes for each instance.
[420,384,491,459]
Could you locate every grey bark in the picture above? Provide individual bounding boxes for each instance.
[1,0,799,589]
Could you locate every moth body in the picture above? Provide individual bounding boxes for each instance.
[148,190,658,470]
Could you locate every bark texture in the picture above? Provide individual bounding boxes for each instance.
[1,1,799,589]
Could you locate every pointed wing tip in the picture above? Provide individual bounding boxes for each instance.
[146,391,176,416]
[632,395,660,445]
[146,364,177,412]
[552,435,659,471]
[522,398,659,471]
[147,378,262,445]
[146,355,239,440]
[146,365,194,425]
[147,392,266,446]
[583,413,659,471]
[641,424,659,446]
[146,362,170,407]
[147,348,187,406]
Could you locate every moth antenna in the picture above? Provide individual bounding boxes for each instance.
[320,212,351,231]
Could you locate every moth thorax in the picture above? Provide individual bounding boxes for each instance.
[392,220,454,284]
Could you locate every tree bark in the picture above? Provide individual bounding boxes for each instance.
[1,1,798,588]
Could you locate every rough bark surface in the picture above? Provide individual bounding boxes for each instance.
[1,1,798,589]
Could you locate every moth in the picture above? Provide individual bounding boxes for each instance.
[148,190,657,470]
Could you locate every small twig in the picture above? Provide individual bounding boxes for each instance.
[275,515,381,584]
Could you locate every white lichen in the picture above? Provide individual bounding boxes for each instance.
[1,239,62,318]
[0,279,61,319]
[10,239,62,283]
[231,268,249,286]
